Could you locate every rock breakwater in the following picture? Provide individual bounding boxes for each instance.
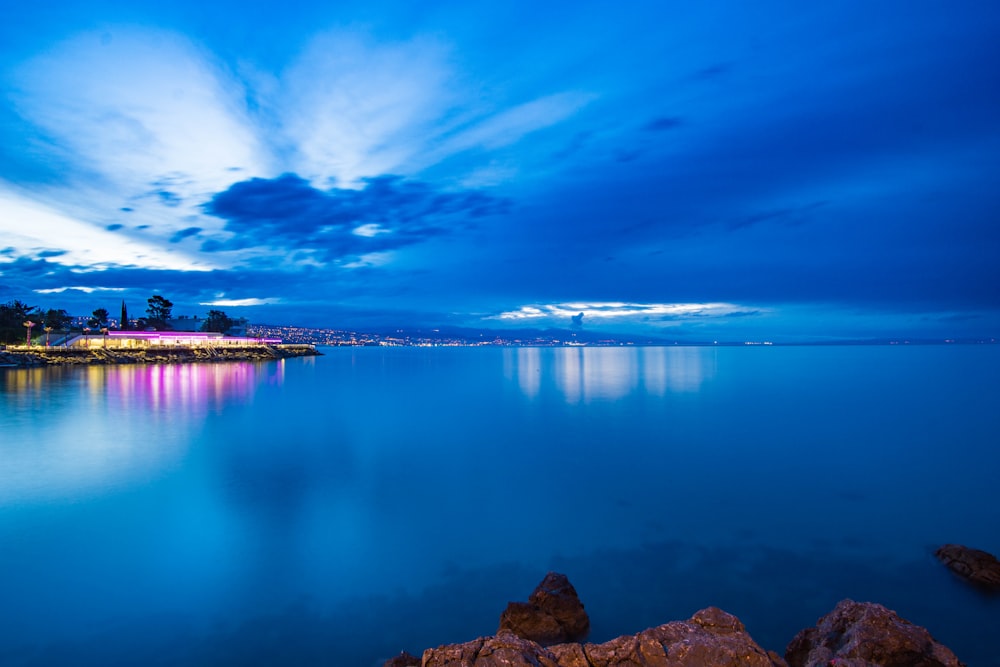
[0,344,319,367]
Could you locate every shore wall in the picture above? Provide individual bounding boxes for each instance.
[0,344,320,367]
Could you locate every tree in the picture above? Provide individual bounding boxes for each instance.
[43,308,73,330]
[201,310,235,333]
[88,308,110,329]
[0,300,38,344]
[145,295,173,330]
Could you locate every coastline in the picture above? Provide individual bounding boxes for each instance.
[0,344,320,367]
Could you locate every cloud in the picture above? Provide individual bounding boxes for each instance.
[36,286,126,294]
[644,116,683,132]
[497,302,758,322]
[169,227,202,243]
[0,186,211,271]
[278,31,457,185]
[728,201,829,230]
[10,29,271,197]
[202,173,508,263]
[436,92,596,154]
[199,297,281,307]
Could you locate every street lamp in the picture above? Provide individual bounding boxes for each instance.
[44,326,53,347]
[83,326,91,348]
[101,327,109,348]
[23,320,34,347]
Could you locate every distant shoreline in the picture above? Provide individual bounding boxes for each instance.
[0,344,320,368]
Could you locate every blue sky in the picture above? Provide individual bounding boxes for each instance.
[1,1,998,340]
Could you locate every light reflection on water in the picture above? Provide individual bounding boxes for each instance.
[503,345,714,401]
[0,361,284,503]
[1,346,999,666]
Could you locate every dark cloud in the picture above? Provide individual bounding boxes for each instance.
[571,312,584,328]
[106,223,124,231]
[156,190,181,207]
[692,63,732,81]
[644,117,683,132]
[37,249,67,258]
[729,201,829,230]
[169,226,202,243]
[202,173,508,261]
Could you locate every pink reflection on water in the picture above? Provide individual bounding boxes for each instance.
[99,361,283,416]
[0,361,286,503]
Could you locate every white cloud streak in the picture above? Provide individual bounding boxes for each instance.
[497,302,757,321]
[0,186,211,271]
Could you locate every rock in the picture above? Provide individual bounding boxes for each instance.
[422,634,560,667]
[784,599,964,667]
[419,607,785,667]
[383,651,421,667]
[498,572,590,645]
[935,543,1000,588]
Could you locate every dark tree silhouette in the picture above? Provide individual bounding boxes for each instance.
[43,308,73,329]
[88,308,110,328]
[0,300,38,344]
[146,295,174,330]
[201,309,236,333]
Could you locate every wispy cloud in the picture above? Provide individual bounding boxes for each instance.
[496,302,759,322]
[11,29,271,196]
[278,31,458,186]
[199,297,281,307]
[0,186,211,271]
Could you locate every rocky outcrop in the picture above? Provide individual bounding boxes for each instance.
[785,599,963,667]
[383,651,421,667]
[421,607,784,667]
[498,572,590,645]
[935,543,1000,588]
[387,575,964,667]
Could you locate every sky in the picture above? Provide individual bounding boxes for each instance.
[1,1,998,341]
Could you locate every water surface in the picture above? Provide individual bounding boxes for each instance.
[1,346,998,665]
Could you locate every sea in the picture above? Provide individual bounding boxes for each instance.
[1,344,998,666]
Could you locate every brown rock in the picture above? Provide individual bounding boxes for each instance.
[498,572,590,645]
[422,633,560,667]
[382,651,421,667]
[784,599,964,667]
[935,543,1000,588]
[425,607,785,667]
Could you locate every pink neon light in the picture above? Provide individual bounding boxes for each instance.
[105,331,282,344]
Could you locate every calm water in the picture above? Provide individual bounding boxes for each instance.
[1,345,998,666]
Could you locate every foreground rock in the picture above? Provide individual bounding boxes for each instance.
[387,574,964,667]
[935,543,1000,588]
[498,572,590,645]
[785,599,963,667]
[383,652,420,667]
[420,607,785,667]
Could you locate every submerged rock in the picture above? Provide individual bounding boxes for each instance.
[497,572,590,645]
[784,599,964,667]
[935,543,1000,589]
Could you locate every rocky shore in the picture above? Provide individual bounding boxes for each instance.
[0,344,319,367]
[387,571,968,667]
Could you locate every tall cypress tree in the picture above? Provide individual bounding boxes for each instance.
[120,300,129,331]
